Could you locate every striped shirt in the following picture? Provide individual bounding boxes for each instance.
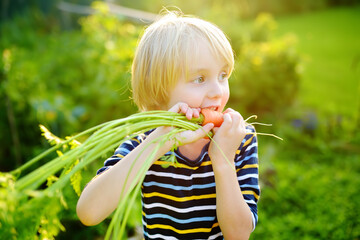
[97,126,260,239]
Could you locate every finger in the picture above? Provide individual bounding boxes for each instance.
[186,107,193,120]
[223,108,235,114]
[237,112,246,128]
[191,123,213,136]
[186,106,202,119]
[176,123,214,145]
[232,112,247,137]
[168,105,178,113]
[193,108,200,118]
[230,111,242,128]
[168,102,186,113]
[180,103,188,114]
[202,123,214,132]
[221,113,233,131]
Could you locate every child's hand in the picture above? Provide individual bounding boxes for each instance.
[154,102,214,146]
[208,108,247,167]
[168,102,201,120]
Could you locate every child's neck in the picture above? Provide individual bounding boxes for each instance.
[178,138,210,161]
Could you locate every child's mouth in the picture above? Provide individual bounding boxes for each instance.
[202,106,219,112]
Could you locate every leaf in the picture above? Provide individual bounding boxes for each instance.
[65,136,81,149]
[159,153,179,168]
[46,175,59,187]
[64,159,82,196]
[36,195,65,240]
[39,124,63,146]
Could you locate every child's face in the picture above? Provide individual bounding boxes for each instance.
[167,40,230,112]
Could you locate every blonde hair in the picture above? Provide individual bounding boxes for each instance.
[131,10,234,111]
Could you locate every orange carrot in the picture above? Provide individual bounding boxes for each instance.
[200,109,224,127]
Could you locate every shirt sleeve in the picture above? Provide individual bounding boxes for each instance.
[96,133,145,175]
[234,125,260,231]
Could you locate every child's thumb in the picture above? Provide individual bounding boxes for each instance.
[200,123,214,138]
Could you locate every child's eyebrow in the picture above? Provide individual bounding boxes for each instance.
[189,64,230,74]
[189,68,208,74]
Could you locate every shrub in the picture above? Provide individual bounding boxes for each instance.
[229,14,301,116]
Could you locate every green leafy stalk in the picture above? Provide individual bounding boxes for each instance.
[4,110,281,239]
[14,111,201,191]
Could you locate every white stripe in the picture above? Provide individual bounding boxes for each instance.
[144,232,178,240]
[145,230,223,240]
[143,202,216,213]
[237,173,258,181]
[106,156,122,161]
[251,212,256,232]
[245,142,257,152]
[208,231,223,240]
[144,228,223,240]
[123,139,135,146]
[146,170,214,180]
[244,199,257,205]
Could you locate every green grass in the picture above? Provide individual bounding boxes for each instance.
[274,6,360,121]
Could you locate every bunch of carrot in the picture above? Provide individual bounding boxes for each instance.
[3,109,280,239]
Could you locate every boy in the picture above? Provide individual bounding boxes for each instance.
[77,10,260,240]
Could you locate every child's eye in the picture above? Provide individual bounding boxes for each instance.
[219,72,228,81]
[192,76,205,84]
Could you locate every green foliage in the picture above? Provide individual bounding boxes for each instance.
[0,172,18,239]
[0,122,83,239]
[234,0,329,18]
[40,124,83,197]
[229,14,301,116]
[250,13,278,42]
[118,0,358,19]
[251,120,360,239]
[0,4,144,238]
[3,7,140,135]
[0,172,65,239]
[0,3,141,170]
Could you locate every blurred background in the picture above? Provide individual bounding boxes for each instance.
[1,0,359,239]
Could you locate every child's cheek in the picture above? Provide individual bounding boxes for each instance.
[220,93,230,111]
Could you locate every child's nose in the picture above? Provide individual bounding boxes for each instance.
[208,81,223,98]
